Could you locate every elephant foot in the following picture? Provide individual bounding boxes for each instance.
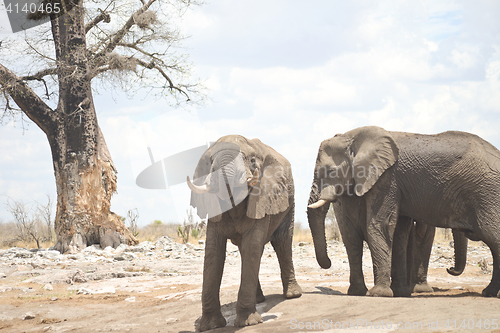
[391,283,411,297]
[235,310,263,327]
[347,284,368,296]
[413,282,434,293]
[198,311,227,332]
[284,280,302,299]
[481,283,500,297]
[366,285,393,297]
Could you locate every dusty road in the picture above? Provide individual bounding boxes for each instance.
[1,237,499,332]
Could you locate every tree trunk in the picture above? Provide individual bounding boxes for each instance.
[50,2,137,253]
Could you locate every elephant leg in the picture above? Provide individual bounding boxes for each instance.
[413,223,435,293]
[365,197,398,297]
[271,239,302,299]
[240,247,265,303]
[336,217,368,296]
[481,239,500,297]
[271,207,302,299]
[234,223,266,327]
[256,279,265,303]
[199,223,227,332]
[390,216,413,297]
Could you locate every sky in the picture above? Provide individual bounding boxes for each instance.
[1,0,500,228]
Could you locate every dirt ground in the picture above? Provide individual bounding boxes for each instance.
[1,240,500,333]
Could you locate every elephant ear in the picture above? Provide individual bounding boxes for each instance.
[189,148,223,222]
[247,144,292,220]
[349,126,399,196]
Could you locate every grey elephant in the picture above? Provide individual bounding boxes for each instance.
[308,126,498,297]
[187,135,302,331]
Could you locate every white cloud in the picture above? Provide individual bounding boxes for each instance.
[2,0,500,227]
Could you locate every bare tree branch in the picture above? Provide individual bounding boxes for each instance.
[86,8,112,33]
[92,0,157,68]
[135,58,190,100]
[0,63,55,134]
[21,68,58,81]
[25,39,57,63]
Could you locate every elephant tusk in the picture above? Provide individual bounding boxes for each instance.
[186,176,210,194]
[247,169,259,187]
[308,199,328,209]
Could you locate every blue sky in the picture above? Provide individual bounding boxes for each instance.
[1,1,500,227]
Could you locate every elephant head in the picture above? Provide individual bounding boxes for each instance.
[307,126,399,268]
[188,135,292,221]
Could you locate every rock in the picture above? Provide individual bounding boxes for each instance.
[38,250,62,260]
[154,236,175,250]
[16,265,29,271]
[43,284,53,291]
[198,240,205,246]
[82,245,102,255]
[72,269,87,283]
[94,286,116,294]
[66,253,84,261]
[125,296,136,302]
[22,313,36,320]
[30,260,46,269]
[114,252,137,261]
[10,248,34,258]
[130,241,154,253]
[51,297,58,301]
[115,243,130,253]
[77,288,93,295]
[102,246,115,257]
[0,273,6,278]
[166,318,179,323]
[76,286,116,295]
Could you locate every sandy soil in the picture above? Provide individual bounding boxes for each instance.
[1,240,500,333]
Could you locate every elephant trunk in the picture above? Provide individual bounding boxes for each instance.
[307,182,331,269]
[447,229,468,276]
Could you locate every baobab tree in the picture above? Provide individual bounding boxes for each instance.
[0,0,203,253]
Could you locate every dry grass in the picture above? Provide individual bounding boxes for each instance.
[293,224,313,243]
[136,222,179,242]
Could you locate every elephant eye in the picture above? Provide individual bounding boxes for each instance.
[250,157,256,164]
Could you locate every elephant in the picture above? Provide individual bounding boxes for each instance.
[187,135,302,331]
[307,126,499,297]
